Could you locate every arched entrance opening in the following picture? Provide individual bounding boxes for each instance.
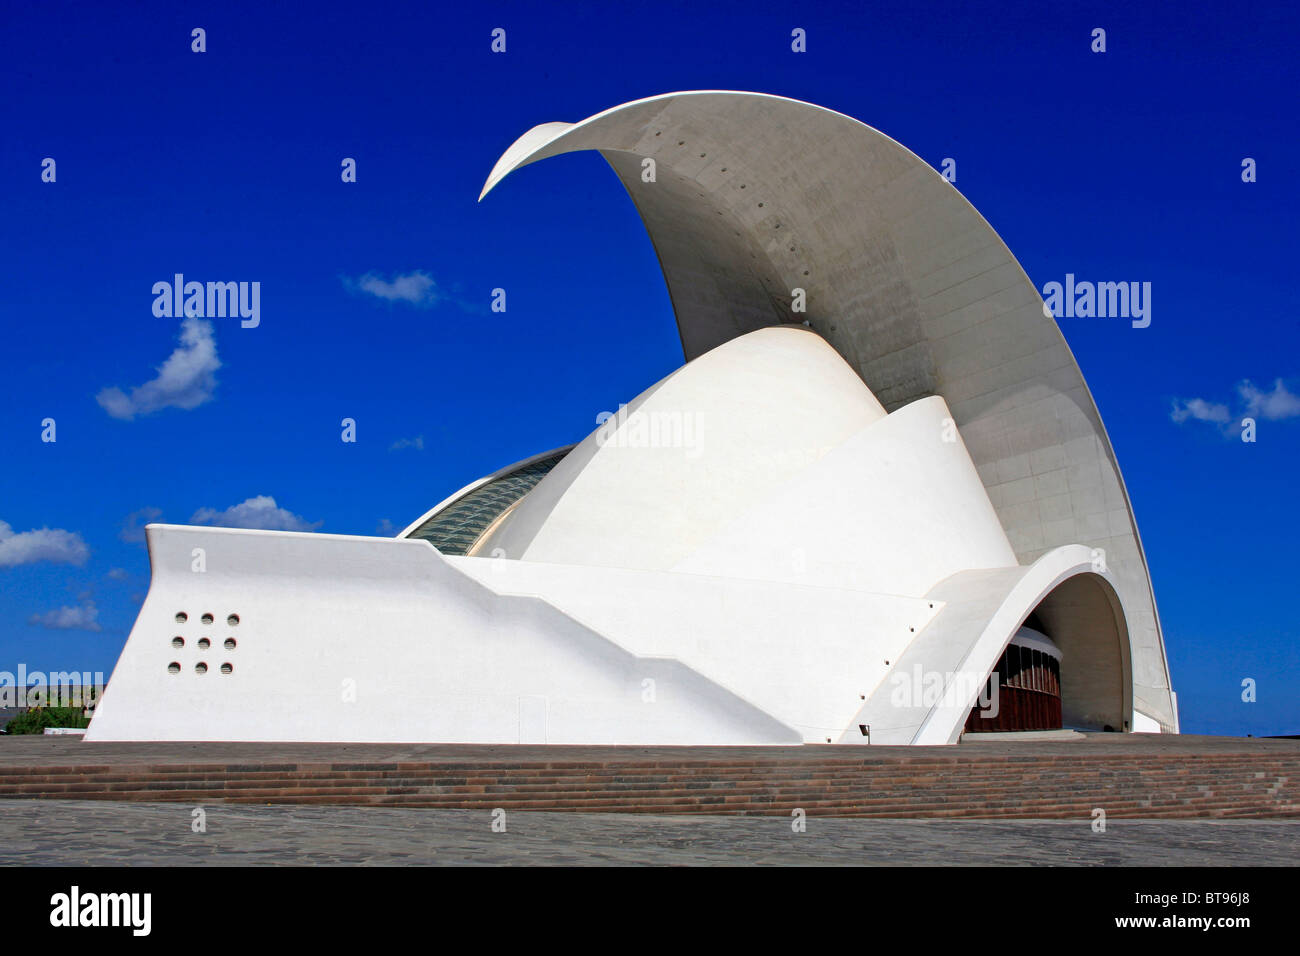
[964,572,1132,734]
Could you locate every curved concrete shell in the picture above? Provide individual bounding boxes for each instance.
[480,91,1176,732]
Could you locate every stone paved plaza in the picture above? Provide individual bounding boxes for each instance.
[3,799,1296,865]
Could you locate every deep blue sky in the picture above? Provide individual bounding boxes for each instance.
[1,1,1295,735]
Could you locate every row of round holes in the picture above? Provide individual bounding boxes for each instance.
[168,662,232,675]
[172,637,235,650]
[176,612,239,627]
[654,132,815,277]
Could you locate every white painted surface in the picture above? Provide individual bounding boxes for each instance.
[481,326,884,569]
[87,525,799,745]
[448,555,936,742]
[1132,710,1163,734]
[671,393,1017,597]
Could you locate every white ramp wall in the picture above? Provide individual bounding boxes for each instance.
[86,525,799,744]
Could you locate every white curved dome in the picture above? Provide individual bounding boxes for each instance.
[477,325,1018,599]
[476,326,886,568]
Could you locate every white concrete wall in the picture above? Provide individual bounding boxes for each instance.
[449,555,936,743]
[86,525,799,744]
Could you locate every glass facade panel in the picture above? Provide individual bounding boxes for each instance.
[405,451,568,555]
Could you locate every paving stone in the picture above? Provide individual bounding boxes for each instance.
[1,800,1295,866]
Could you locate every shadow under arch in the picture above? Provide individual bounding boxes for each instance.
[1028,571,1133,733]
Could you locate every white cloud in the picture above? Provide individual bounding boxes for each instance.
[348,270,440,307]
[389,435,424,451]
[376,518,397,536]
[190,496,322,532]
[106,567,130,581]
[97,316,221,420]
[29,600,101,632]
[0,520,89,568]
[1170,397,1230,425]
[1238,378,1300,421]
[1172,376,1300,434]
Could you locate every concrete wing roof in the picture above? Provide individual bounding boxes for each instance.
[479,91,1176,732]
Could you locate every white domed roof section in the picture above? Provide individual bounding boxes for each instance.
[671,392,1019,597]
[476,326,886,569]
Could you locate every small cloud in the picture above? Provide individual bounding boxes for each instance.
[97,316,221,420]
[345,270,440,308]
[190,496,322,532]
[29,600,101,632]
[106,567,130,581]
[1238,378,1300,421]
[1172,376,1300,436]
[120,506,163,543]
[389,435,425,451]
[376,518,397,536]
[1170,398,1230,425]
[0,520,89,568]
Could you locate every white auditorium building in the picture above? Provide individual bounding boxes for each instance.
[86,92,1178,746]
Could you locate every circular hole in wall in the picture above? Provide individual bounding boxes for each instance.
[167,662,180,674]
[175,612,187,624]
[172,637,184,648]
[220,663,233,675]
[227,614,240,627]
[200,613,214,625]
[195,662,208,675]
[197,638,210,650]
[223,638,236,650]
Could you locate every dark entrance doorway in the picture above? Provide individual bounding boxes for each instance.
[964,625,1063,733]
